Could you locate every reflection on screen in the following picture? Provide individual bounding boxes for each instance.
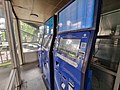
[58,0,95,32]
[58,38,80,59]
[43,35,52,48]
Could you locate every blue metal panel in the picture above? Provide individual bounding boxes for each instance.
[42,48,51,88]
[54,31,91,90]
[38,45,43,72]
[41,15,57,90]
[54,0,101,90]
[42,35,52,89]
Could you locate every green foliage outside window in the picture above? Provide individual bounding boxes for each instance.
[20,21,39,42]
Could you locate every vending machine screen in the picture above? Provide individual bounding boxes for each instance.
[58,38,80,59]
[58,0,95,32]
[45,17,54,34]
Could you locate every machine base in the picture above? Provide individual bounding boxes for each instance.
[42,75,50,90]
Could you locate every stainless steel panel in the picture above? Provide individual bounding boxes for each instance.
[94,38,120,72]
[98,10,120,36]
[91,66,115,90]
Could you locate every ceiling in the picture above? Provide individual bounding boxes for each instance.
[11,0,69,23]
[11,0,120,26]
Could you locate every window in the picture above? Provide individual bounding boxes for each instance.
[20,21,41,52]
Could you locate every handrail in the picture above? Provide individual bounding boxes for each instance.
[5,69,17,90]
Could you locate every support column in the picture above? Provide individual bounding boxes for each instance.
[4,0,21,87]
[113,62,120,90]
[14,18,24,65]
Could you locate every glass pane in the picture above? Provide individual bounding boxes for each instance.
[94,9,120,72]
[93,38,120,72]
[0,1,12,90]
[20,21,40,52]
[98,11,120,36]
[91,66,115,90]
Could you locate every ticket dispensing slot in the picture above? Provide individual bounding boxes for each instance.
[61,76,67,90]
[79,51,85,60]
[55,61,59,70]
[68,82,74,90]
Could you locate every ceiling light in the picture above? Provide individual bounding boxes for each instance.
[30,13,39,17]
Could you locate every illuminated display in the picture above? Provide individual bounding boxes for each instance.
[45,17,54,34]
[58,38,81,59]
[58,0,95,32]
[43,17,54,49]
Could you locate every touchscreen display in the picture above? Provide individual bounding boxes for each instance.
[58,38,80,59]
[45,17,54,34]
[58,0,95,32]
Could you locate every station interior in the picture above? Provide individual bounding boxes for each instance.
[0,0,120,90]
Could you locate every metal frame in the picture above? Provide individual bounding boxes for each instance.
[93,8,120,90]
[101,8,120,16]
[5,69,17,90]
[97,35,120,39]
[13,19,24,64]
[113,62,120,90]
[92,62,120,90]
[54,0,102,90]
[92,63,117,76]
[4,0,21,89]
[11,2,25,65]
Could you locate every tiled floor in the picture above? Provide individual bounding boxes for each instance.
[0,62,46,90]
[0,65,12,90]
[21,62,46,90]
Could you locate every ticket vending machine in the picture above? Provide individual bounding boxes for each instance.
[42,16,57,90]
[54,0,101,90]
[38,25,44,72]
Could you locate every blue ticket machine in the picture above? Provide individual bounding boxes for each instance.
[42,16,57,90]
[54,0,101,90]
[38,25,44,72]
